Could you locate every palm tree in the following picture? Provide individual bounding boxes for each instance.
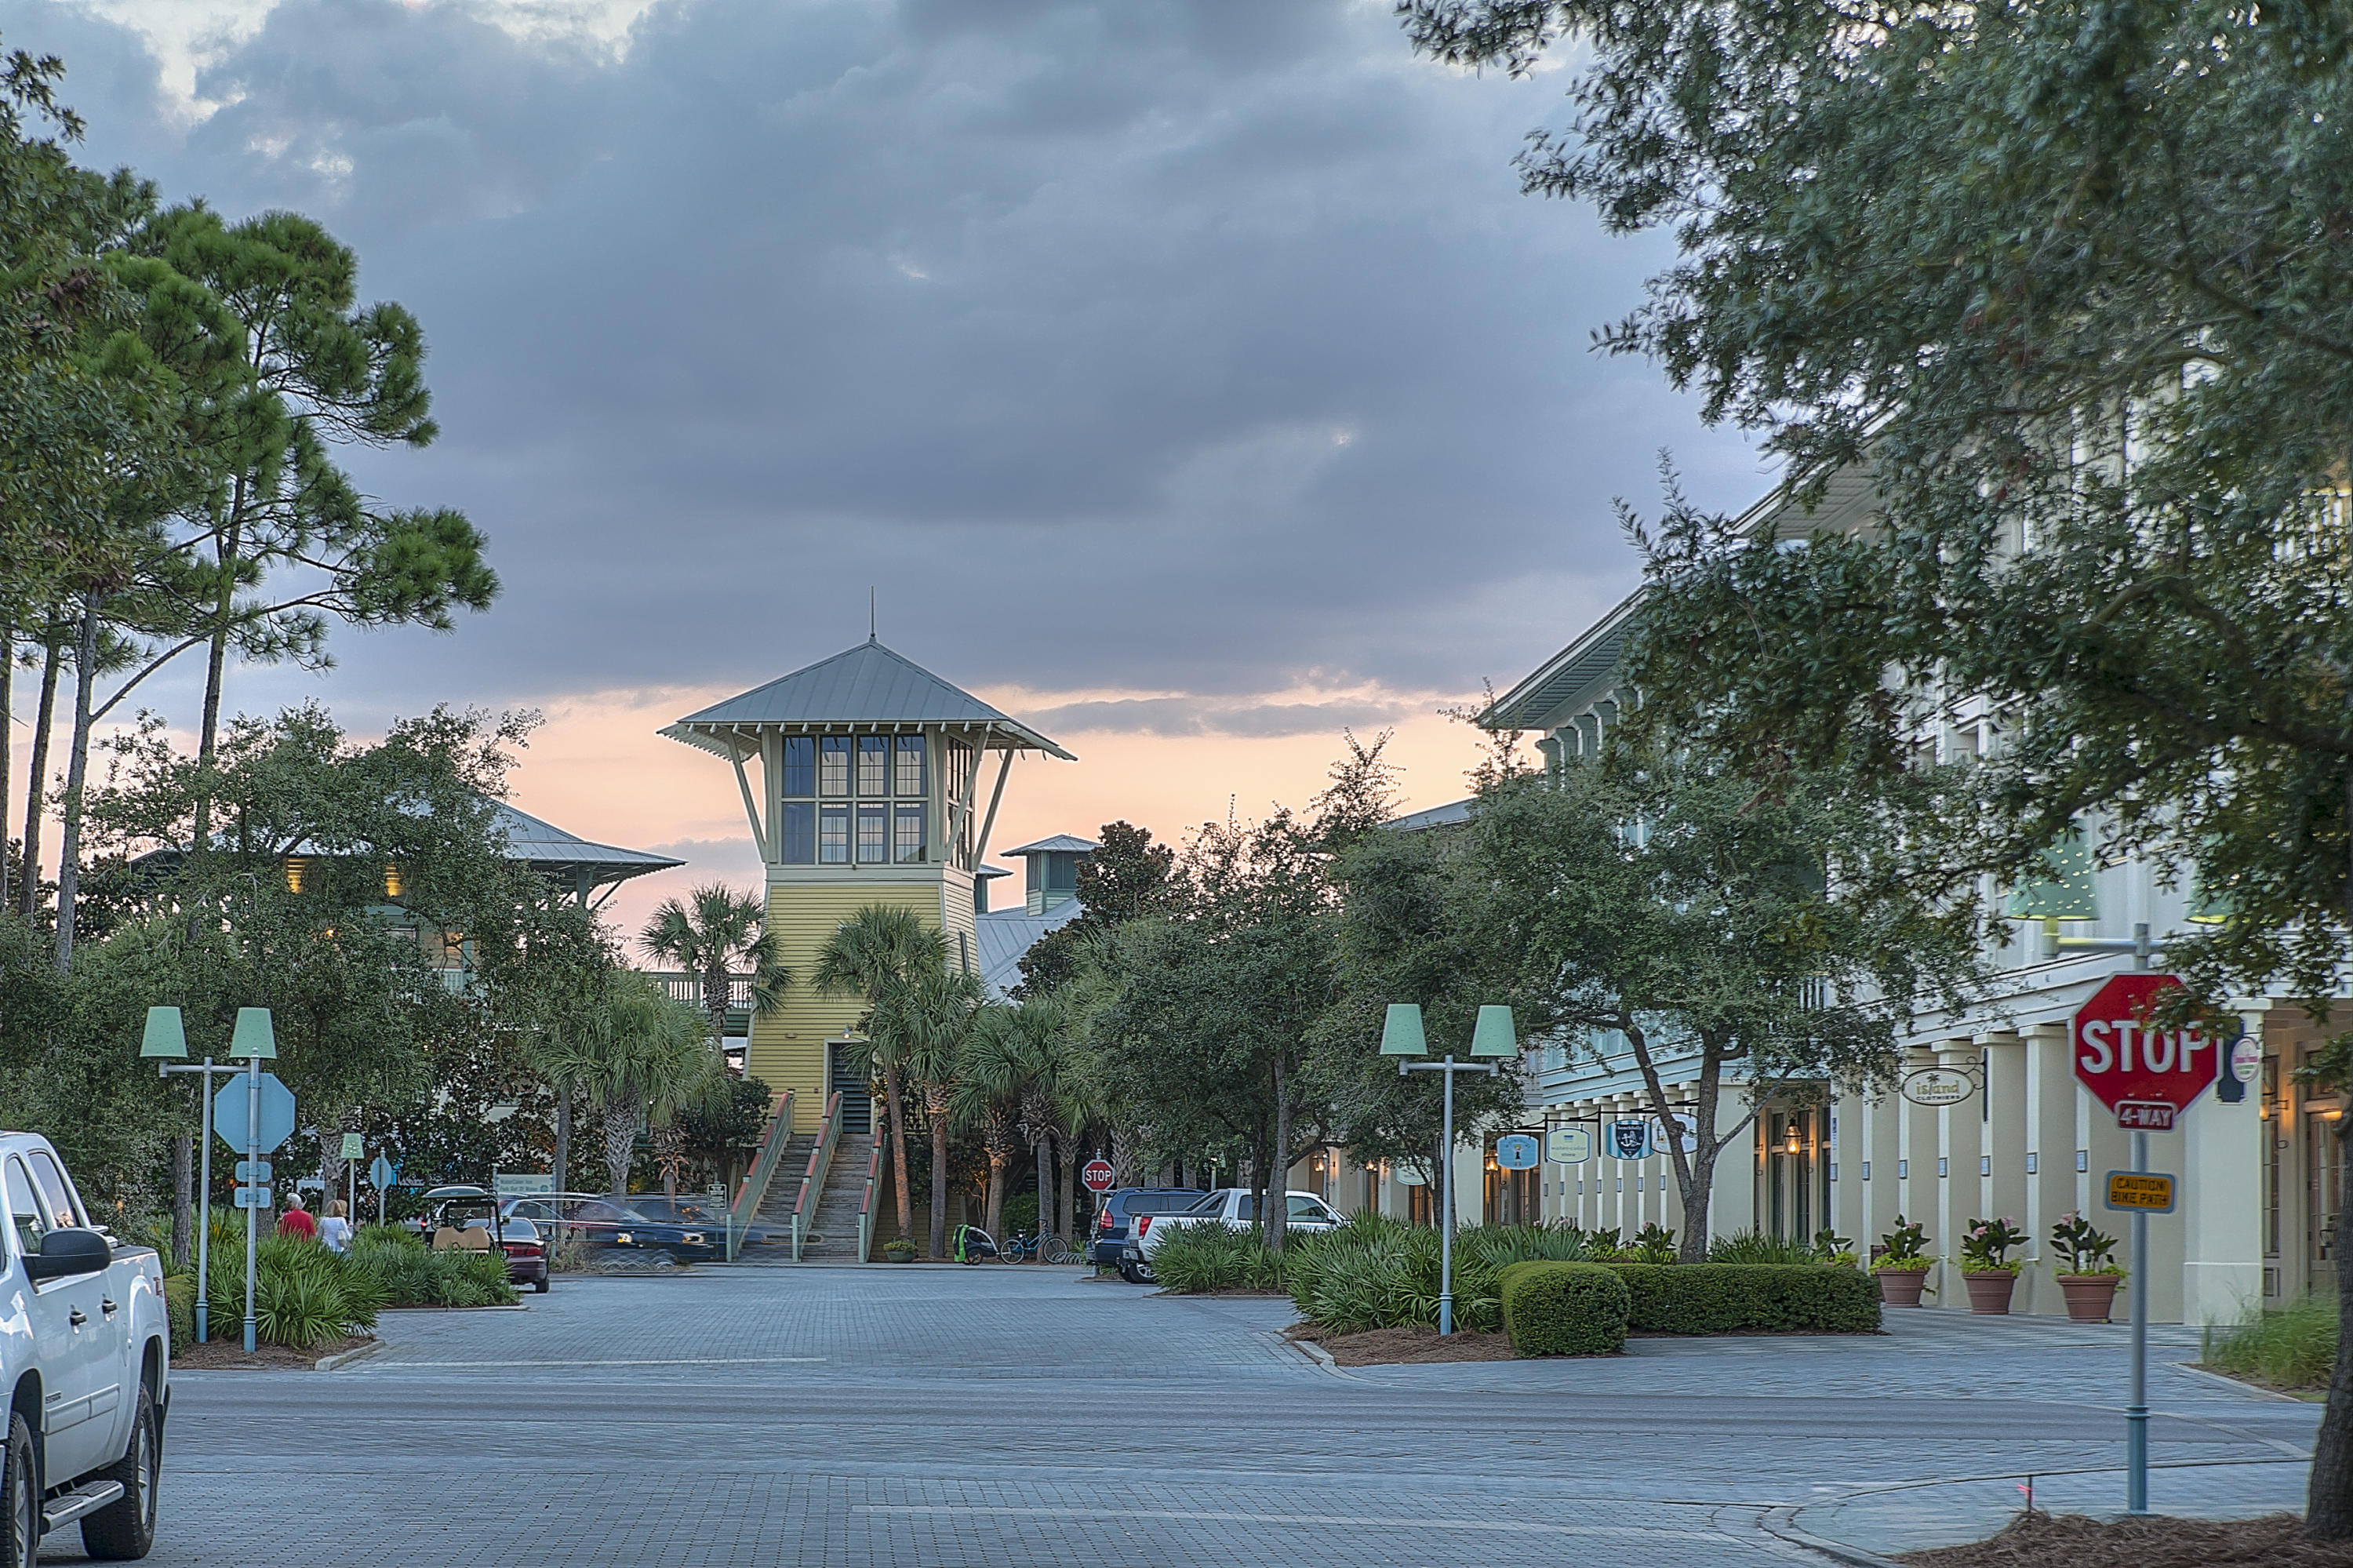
[537,972,722,1199]
[640,882,791,1042]
[896,966,986,1258]
[955,1001,1063,1242]
[813,904,945,1246]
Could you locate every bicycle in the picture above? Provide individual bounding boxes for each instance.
[1001,1230,1077,1264]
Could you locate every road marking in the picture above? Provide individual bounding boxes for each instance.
[855,1505,1715,1538]
[377,1356,828,1368]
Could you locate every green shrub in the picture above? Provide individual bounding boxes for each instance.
[1607,1263,1880,1334]
[2204,1293,2334,1388]
[1273,1215,1597,1333]
[1499,1261,1631,1355]
[347,1227,518,1307]
[1149,1223,1289,1293]
[193,1227,386,1349]
[1707,1230,1817,1264]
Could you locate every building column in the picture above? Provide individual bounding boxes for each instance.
[1937,1040,1984,1285]
[1830,1090,1865,1252]
[2024,1023,2075,1315]
[1865,1087,1902,1257]
[1982,1031,2031,1306]
[1900,1053,1944,1294]
[1708,1092,1758,1250]
[2180,1006,2268,1327]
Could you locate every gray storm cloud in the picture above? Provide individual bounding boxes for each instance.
[0,0,1758,727]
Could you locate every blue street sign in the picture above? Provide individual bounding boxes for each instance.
[233,1186,272,1210]
[1495,1134,1540,1170]
[1607,1119,1653,1160]
[213,1073,296,1155]
[369,1155,397,1189]
[234,1160,271,1183]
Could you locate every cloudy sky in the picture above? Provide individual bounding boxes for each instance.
[3,0,1759,939]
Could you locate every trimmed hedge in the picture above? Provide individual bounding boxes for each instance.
[1498,1261,1631,1356]
[1606,1263,1879,1334]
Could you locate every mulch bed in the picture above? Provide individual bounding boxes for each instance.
[1895,1512,2353,1567]
[174,1333,374,1371]
[1284,1323,1518,1365]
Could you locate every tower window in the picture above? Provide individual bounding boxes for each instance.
[894,735,926,798]
[857,736,888,796]
[820,737,850,797]
[856,805,887,864]
[819,805,849,864]
[894,804,926,864]
[782,802,815,864]
[782,736,815,797]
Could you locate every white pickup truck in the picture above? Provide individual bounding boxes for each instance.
[1124,1188,1345,1281]
[1,1133,169,1563]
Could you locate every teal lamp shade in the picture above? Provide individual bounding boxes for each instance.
[2002,824,2098,921]
[1378,1003,1427,1056]
[1469,1004,1518,1058]
[227,1006,277,1060]
[138,1006,187,1059]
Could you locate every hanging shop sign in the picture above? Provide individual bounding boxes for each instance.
[1544,1127,1593,1165]
[1900,1068,1976,1108]
[1495,1134,1540,1171]
[1606,1120,1653,1160]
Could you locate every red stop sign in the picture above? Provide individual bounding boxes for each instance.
[1081,1159,1116,1194]
[2071,973,2219,1117]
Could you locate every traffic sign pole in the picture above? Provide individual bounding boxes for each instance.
[2128,1128,2149,1515]
[245,1053,260,1354]
[155,1053,243,1343]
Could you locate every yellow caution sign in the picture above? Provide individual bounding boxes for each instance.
[2103,1171,2177,1214]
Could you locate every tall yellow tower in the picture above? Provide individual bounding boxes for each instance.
[660,637,1072,1130]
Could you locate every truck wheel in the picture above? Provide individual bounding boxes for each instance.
[534,1275,551,1294]
[2,1410,37,1568]
[1117,1261,1140,1283]
[81,1382,158,1560]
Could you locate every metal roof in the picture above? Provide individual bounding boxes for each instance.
[486,802,684,885]
[1002,835,1100,857]
[1384,799,1473,833]
[665,638,1074,760]
[976,864,1012,881]
[974,901,1086,999]
[1481,594,1642,732]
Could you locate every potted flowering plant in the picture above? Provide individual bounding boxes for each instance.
[1957,1217,2029,1314]
[1812,1228,1859,1267]
[2050,1212,2126,1322]
[884,1238,918,1263]
[1872,1217,1932,1306]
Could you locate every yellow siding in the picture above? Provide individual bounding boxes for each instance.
[753,880,940,1130]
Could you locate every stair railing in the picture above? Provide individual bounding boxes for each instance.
[790,1091,845,1262]
[725,1089,794,1263]
[855,1126,887,1263]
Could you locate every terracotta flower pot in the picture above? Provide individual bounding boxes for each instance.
[2057,1273,2122,1323]
[1962,1269,2018,1315]
[1876,1268,1929,1307]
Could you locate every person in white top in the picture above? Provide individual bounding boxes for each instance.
[319,1198,354,1254]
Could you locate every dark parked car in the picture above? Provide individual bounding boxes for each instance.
[1089,1187,1206,1279]
[519,1197,725,1260]
[416,1186,548,1293]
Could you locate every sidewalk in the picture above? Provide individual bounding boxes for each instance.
[1780,1458,2311,1563]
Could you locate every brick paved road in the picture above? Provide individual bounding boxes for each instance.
[96,1267,2318,1567]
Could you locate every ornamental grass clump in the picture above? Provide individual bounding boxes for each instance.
[1278,1215,1597,1334]
[2204,1293,2335,1391]
[347,1225,519,1308]
[1707,1229,1817,1264]
[1958,1216,2028,1274]
[1146,1222,1288,1293]
[195,1226,387,1349]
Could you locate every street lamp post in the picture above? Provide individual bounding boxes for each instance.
[142,1006,242,1344]
[1381,1002,1517,1336]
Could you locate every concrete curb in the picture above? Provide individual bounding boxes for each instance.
[315,1339,389,1373]
[1758,1503,1911,1568]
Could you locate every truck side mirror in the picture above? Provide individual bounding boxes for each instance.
[23,1228,111,1282]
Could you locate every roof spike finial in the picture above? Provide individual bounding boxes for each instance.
[869,587,876,642]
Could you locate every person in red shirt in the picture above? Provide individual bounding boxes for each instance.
[276,1191,318,1241]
